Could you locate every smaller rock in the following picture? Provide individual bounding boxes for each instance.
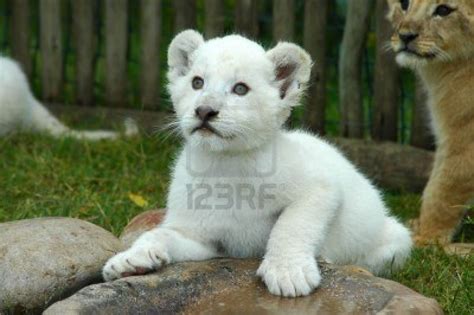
[0,217,123,313]
[444,243,474,257]
[120,209,165,247]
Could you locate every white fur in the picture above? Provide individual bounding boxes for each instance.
[103,31,412,297]
[0,57,137,140]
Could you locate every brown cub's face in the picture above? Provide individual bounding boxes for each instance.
[387,0,474,68]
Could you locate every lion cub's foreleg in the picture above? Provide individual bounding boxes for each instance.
[257,186,339,297]
[102,227,219,281]
[417,148,474,245]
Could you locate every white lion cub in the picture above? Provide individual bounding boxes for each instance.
[0,57,137,140]
[103,30,412,297]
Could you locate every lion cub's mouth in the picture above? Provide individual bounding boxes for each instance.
[398,47,437,60]
[191,123,234,140]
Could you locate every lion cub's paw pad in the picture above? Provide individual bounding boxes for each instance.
[256,256,321,297]
[102,245,170,281]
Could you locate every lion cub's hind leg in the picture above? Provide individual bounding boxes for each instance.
[362,217,412,275]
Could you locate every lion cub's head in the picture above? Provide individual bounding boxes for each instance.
[387,0,474,68]
[167,30,311,152]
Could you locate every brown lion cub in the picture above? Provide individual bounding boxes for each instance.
[387,0,474,245]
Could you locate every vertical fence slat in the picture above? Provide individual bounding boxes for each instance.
[173,0,197,34]
[10,0,31,79]
[339,0,372,138]
[204,0,224,39]
[272,0,294,42]
[411,79,435,150]
[141,0,161,110]
[72,0,96,106]
[372,0,400,141]
[235,0,259,38]
[105,0,128,107]
[304,0,328,134]
[40,0,63,102]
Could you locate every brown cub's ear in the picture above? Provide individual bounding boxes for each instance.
[266,43,312,104]
[168,30,205,82]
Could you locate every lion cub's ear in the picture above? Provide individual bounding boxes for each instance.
[266,43,312,104]
[168,30,205,82]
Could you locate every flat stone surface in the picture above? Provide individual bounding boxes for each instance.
[44,259,443,315]
[0,217,123,314]
[444,243,474,257]
[119,209,165,247]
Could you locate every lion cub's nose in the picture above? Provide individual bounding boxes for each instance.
[195,106,219,122]
[399,32,419,45]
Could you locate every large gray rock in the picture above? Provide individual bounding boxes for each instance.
[45,259,443,315]
[0,217,123,314]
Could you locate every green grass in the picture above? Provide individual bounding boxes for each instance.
[0,132,472,314]
[0,133,178,235]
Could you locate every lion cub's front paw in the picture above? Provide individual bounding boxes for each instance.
[256,255,321,297]
[102,244,170,281]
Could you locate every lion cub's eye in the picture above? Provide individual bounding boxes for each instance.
[434,5,455,17]
[192,76,204,90]
[400,0,409,11]
[233,83,250,96]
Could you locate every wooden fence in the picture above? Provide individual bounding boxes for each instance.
[1,0,433,148]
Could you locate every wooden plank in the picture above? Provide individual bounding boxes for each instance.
[234,0,259,38]
[303,0,329,135]
[105,0,128,107]
[72,0,96,106]
[140,0,162,110]
[39,0,63,102]
[46,103,169,135]
[372,0,400,142]
[173,0,196,34]
[10,0,31,78]
[339,0,372,138]
[272,0,294,42]
[204,0,224,39]
[411,78,435,150]
[332,138,433,193]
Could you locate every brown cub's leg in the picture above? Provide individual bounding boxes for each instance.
[417,147,474,245]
